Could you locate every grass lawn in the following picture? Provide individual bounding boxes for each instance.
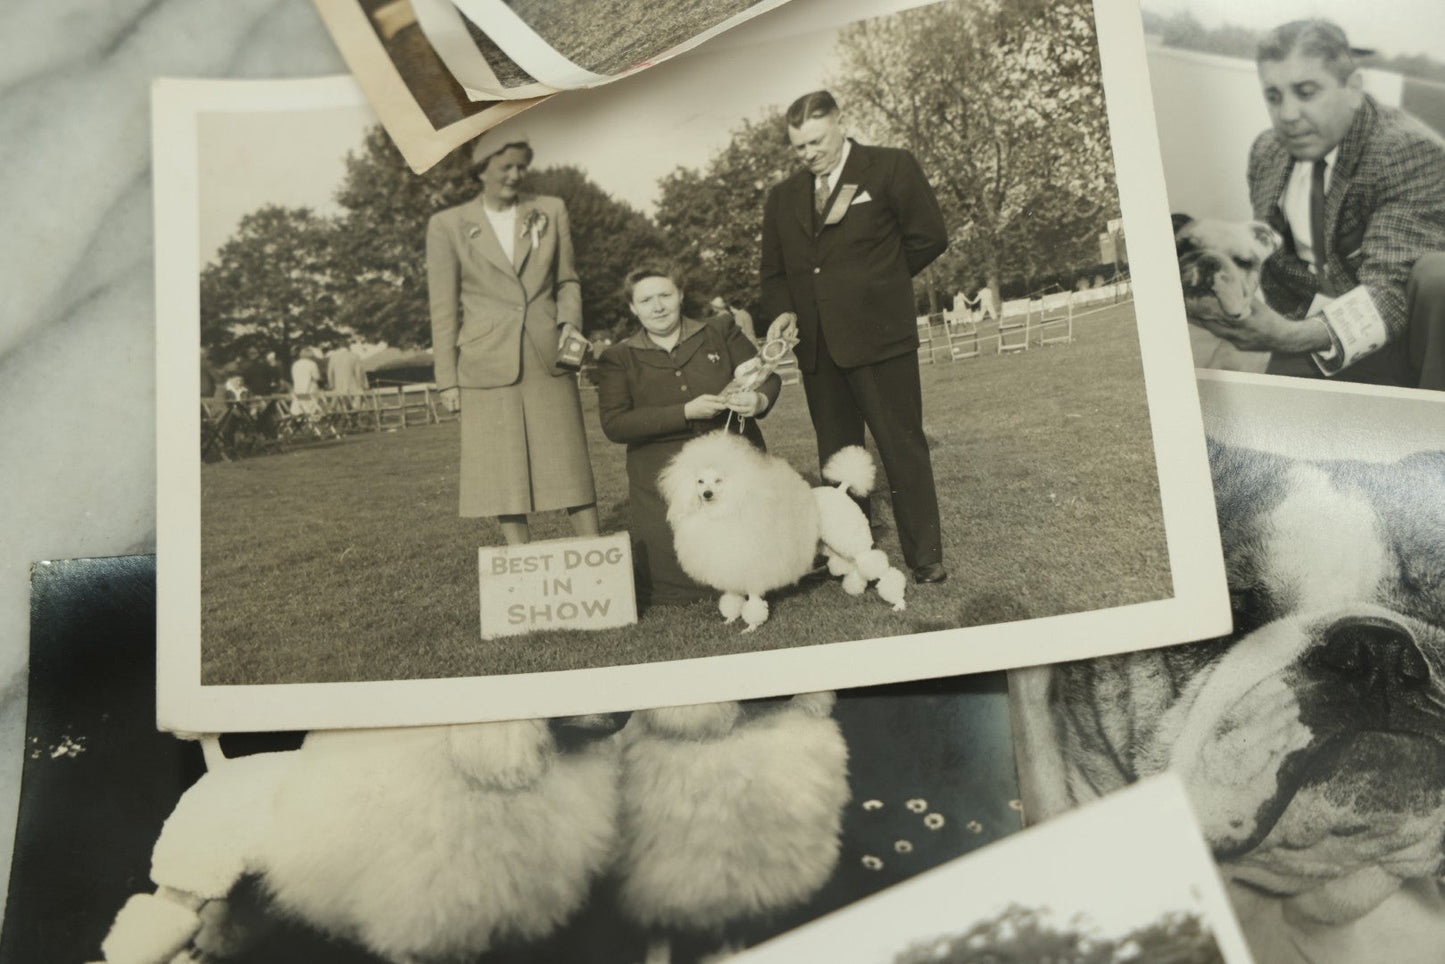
[200,303,1171,685]
[505,0,768,74]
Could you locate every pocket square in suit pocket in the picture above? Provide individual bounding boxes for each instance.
[850,190,873,206]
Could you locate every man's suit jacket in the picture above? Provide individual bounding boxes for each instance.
[761,141,948,372]
[1249,94,1445,350]
[426,193,581,390]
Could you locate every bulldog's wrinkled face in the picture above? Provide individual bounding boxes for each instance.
[1174,217,1282,324]
[1151,447,1445,925]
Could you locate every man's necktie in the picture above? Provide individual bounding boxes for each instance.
[1310,158,1329,286]
[815,176,831,219]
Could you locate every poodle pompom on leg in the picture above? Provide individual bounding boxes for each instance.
[740,594,769,631]
[719,592,745,624]
[789,691,837,717]
[875,568,908,611]
[825,552,852,578]
[840,569,868,596]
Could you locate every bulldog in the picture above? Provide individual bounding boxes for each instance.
[1173,214,1282,373]
[1012,440,1445,964]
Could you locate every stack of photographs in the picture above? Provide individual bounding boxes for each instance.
[7,0,1445,961]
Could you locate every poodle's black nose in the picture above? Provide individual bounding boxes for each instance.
[701,488,714,501]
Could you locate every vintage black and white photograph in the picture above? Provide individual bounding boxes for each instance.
[156,0,1228,732]
[8,555,1023,964]
[410,0,558,101]
[1011,373,1445,964]
[311,0,544,172]
[450,0,791,88]
[1142,0,1445,390]
[728,776,1255,964]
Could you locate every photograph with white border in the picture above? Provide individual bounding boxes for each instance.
[156,0,1229,732]
[11,555,1024,964]
[729,775,1256,964]
[1143,0,1445,391]
[1012,372,1445,964]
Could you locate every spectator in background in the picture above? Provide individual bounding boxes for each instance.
[709,295,758,344]
[290,347,324,416]
[199,347,226,402]
[327,341,369,406]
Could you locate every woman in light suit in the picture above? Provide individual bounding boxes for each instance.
[427,133,599,545]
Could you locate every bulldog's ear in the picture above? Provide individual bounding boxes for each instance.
[1208,440,1290,529]
[1249,221,1283,258]
[1172,213,1196,251]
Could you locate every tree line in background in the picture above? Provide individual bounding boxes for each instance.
[1141,7,1445,85]
[893,903,1226,964]
[201,0,1121,370]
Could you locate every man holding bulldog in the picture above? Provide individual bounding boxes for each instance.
[1196,19,1445,390]
[761,91,949,584]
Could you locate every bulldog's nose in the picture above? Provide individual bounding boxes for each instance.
[1312,615,1430,691]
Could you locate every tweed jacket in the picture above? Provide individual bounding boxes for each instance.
[426,193,581,390]
[761,141,947,372]
[1249,94,1445,362]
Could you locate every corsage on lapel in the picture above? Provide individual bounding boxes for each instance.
[466,224,482,240]
[522,209,549,249]
[822,183,860,227]
[707,351,721,364]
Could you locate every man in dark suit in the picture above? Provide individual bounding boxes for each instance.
[761,90,949,583]
[1191,19,1445,389]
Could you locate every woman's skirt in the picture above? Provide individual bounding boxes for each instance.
[458,335,596,517]
[626,439,712,607]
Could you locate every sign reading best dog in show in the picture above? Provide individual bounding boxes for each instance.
[478,533,637,639]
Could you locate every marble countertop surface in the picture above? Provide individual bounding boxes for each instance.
[0,0,347,922]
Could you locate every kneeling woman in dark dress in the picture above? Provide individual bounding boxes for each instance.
[596,265,781,606]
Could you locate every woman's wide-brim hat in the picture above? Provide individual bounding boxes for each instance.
[469,128,531,175]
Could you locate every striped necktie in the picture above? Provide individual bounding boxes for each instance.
[815,176,831,219]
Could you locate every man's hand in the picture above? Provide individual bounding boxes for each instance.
[766,312,798,344]
[438,387,461,413]
[683,394,730,420]
[1192,301,1332,354]
[725,391,769,418]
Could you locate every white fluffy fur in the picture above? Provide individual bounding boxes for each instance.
[659,432,821,628]
[617,696,849,935]
[814,449,907,611]
[112,720,621,964]
[254,720,621,963]
[101,893,200,964]
[659,433,907,625]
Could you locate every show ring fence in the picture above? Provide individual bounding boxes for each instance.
[917,280,1132,365]
[203,283,1132,461]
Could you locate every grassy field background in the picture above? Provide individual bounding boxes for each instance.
[200,304,1172,685]
[505,0,767,74]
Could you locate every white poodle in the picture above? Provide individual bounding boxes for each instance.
[97,717,623,964]
[814,446,907,612]
[658,431,905,631]
[615,694,850,964]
